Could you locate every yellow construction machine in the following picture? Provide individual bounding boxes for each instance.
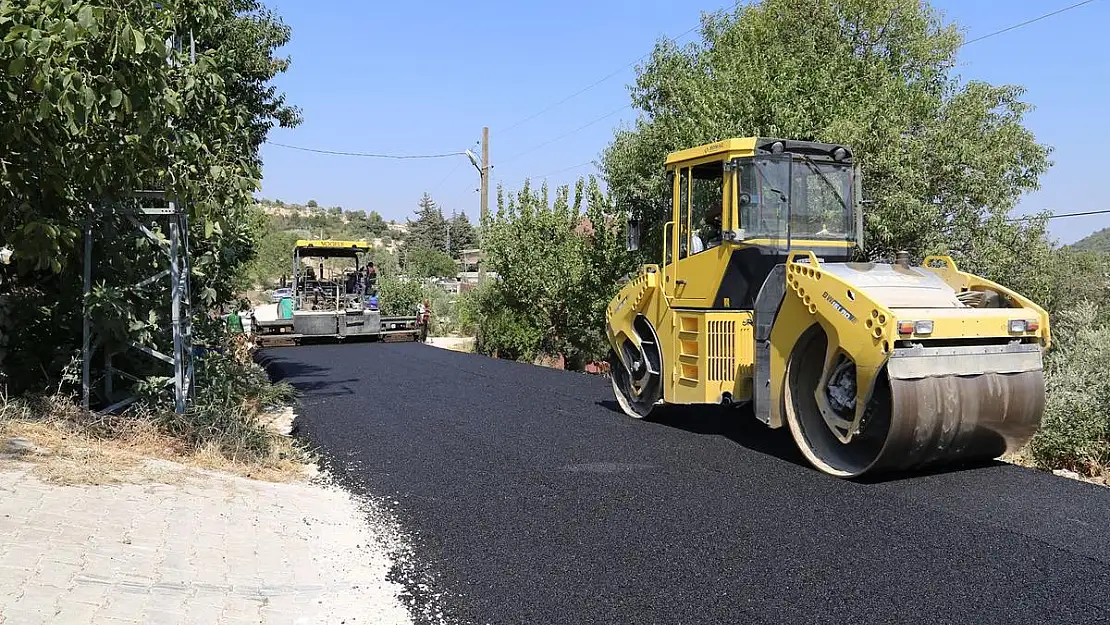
[605,137,1050,478]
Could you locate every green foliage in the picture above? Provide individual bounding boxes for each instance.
[447,211,477,258]
[475,176,633,369]
[346,208,388,238]
[243,208,299,289]
[0,0,298,401]
[404,247,456,279]
[1070,227,1110,254]
[406,193,448,253]
[1030,301,1110,474]
[140,335,297,461]
[367,247,401,277]
[376,274,423,316]
[255,199,393,242]
[601,0,1051,270]
[454,286,482,336]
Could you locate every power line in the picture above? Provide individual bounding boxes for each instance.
[1009,208,1110,222]
[431,138,483,196]
[500,161,599,190]
[263,0,1100,178]
[962,0,1099,46]
[501,104,631,164]
[266,141,465,160]
[534,160,598,179]
[497,1,742,136]
[500,0,1101,181]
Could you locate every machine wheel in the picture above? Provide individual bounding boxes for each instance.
[783,324,1044,478]
[783,325,893,478]
[609,316,664,419]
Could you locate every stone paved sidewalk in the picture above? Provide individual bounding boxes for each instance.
[0,462,414,625]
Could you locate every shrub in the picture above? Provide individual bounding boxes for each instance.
[377,274,424,316]
[135,333,297,462]
[475,177,633,369]
[1029,301,1110,475]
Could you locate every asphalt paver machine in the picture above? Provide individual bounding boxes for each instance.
[255,239,420,345]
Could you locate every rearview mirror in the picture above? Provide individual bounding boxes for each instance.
[626,216,641,252]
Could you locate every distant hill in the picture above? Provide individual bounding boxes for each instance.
[1069,227,1110,253]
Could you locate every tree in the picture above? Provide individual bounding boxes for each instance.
[476,177,633,369]
[365,210,388,237]
[0,0,299,394]
[406,193,447,253]
[601,0,1052,279]
[243,208,298,289]
[307,199,319,208]
[368,247,400,277]
[404,247,456,279]
[447,211,477,258]
[376,274,423,316]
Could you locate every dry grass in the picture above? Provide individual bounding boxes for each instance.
[0,395,313,486]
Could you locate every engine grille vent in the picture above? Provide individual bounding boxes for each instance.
[707,320,736,382]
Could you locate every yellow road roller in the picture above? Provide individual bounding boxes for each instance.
[605,137,1050,478]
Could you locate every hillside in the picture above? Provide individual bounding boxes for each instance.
[1070,227,1110,253]
[244,199,408,290]
[244,196,477,290]
[255,198,406,251]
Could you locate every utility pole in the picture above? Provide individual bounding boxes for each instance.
[478,126,489,285]
[447,209,456,256]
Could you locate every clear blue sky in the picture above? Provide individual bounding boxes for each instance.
[257,0,1109,245]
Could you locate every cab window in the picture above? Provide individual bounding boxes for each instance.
[684,163,723,257]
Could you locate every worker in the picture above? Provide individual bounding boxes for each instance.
[226,307,244,334]
[418,299,431,342]
[691,200,723,254]
[346,269,358,295]
[366,262,377,288]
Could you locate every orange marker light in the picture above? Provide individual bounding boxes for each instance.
[898,320,914,334]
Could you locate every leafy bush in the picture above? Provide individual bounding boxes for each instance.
[1030,301,1110,475]
[454,286,482,336]
[377,274,424,316]
[134,330,297,461]
[475,177,633,369]
[405,247,457,279]
[160,349,295,461]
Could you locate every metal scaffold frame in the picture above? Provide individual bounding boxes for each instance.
[81,190,194,414]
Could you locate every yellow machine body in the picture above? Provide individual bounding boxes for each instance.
[605,137,1050,478]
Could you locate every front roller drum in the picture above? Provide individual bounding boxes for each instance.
[784,329,1045,478]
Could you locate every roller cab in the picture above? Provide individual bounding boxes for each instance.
[605,137,1050,479]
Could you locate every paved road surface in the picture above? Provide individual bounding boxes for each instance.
[261,342,1110,625]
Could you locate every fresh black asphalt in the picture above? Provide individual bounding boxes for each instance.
[260,341,1110,625]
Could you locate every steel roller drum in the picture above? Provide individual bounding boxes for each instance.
[785,334,1045,478]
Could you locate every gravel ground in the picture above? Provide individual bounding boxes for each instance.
[262,341,1110,625]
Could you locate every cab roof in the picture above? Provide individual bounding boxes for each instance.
[294,239,372,258]
[664,137,853,167]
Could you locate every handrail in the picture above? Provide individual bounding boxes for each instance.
[661,220,674,301]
